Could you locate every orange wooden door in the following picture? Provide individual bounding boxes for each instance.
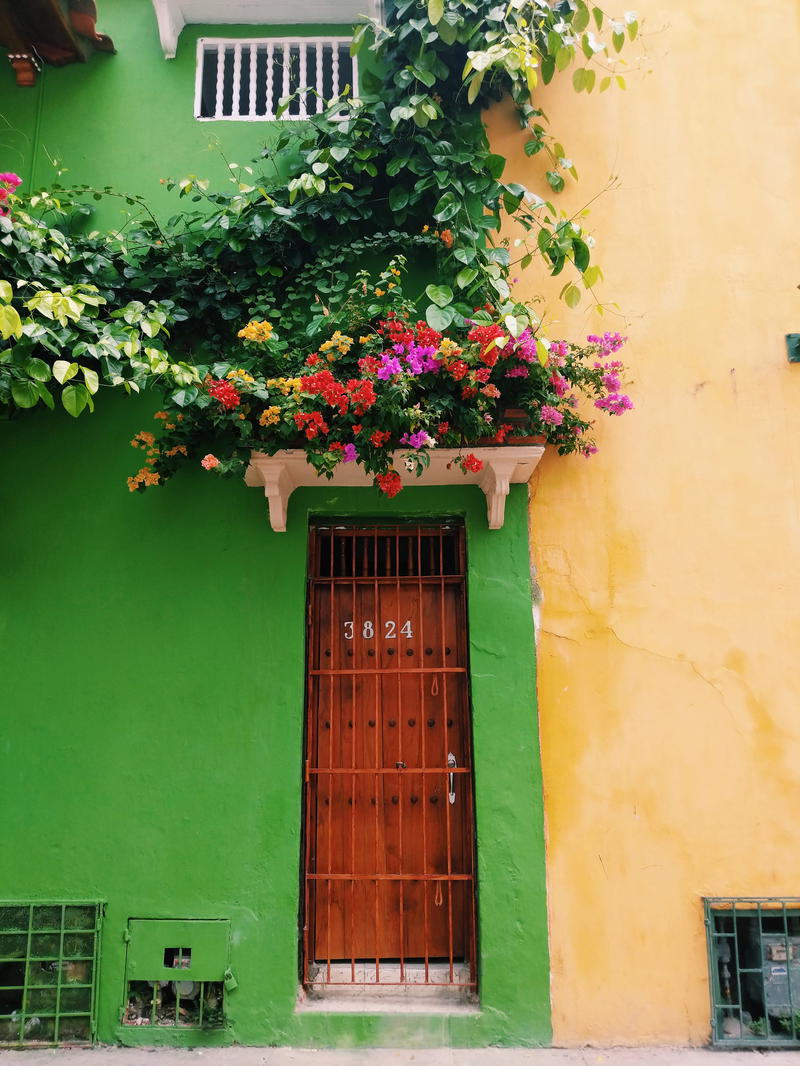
[303,525,476,985]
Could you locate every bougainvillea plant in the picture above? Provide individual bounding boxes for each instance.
[127,259,631,496]
[2,0,640,501]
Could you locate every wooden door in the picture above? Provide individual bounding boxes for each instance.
[302,524,476,987]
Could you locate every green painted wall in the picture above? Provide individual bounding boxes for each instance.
[0,0,372,228]
[0,396,549,1046]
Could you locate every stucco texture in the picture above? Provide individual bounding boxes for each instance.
[487,0,800,1047]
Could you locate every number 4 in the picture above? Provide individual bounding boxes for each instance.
[400,620,413,638]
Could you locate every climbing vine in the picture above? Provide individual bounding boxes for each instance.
[0,0,638,494]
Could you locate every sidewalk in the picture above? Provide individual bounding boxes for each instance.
[0,1048,796,1066]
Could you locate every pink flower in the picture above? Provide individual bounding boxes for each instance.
[594,393,633,416]
[342,443,358,463]
[540,405,564,426]
[0,173,21,187]
[201,454,220,469]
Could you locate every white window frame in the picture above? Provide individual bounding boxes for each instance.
[194,36,358,122]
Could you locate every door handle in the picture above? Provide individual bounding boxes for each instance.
[447,752,457,805]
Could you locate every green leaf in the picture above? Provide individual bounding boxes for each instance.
[432,191,460,222]
[572,68,586,92]
[563,284,581,309]
[37,382,54,410]
[437,18,457,44]
[555,46,572,72]
[573,4,590,32]
[582,265,602,288]
[62,383,89,417]
[486,154,506,180]
[600,76,611,92]
[330,146,349,162]
[572,238,591,273]
[593,7,603,29]
[388,186,409,211]
[616,74,627,90]
[53,360,78,384]
[425,304,454,331]
[627,20,638,40]
[0,304,22,340]
[82,367,100,395]
[425,284,454,308]
[11,380,39,408]
[24,357,52,382]
[466,71,484,105]
[0,280,12,302]
[584,69,596,92]
[428,0,444,25]
[455,267,478,288]
[541,56,555,84]
[612,30,625,52]
[546,171,565,193]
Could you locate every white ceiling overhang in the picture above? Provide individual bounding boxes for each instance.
[152,0,382,58]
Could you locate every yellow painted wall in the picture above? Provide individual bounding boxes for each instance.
[489,0,800,1045]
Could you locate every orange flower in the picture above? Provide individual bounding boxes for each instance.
[201,454,220,470]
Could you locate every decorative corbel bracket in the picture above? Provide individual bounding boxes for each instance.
[245,446,544,533]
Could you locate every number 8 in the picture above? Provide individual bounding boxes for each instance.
[362,621,374,639]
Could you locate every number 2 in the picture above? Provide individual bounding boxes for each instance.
[384,620,396,638]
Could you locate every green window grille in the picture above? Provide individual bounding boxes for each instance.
[705,897,800,1046]
[0,901,102,1047]
[122,919,230,1030]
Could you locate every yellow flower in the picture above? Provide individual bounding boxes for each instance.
[387,282,396,289]
[259,406,282,427]
[390,268,401,276]
[422,225,430,233]
[359,336,370,344]
[227,368,256,384]
[237,320,274,343]
[374,288,385,296]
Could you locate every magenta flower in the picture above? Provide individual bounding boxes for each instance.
[594,393,633,416]
[539,405,564,426]
[377,354,403,380]
[343,443,358,463]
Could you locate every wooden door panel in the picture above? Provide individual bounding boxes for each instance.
[304,525,476,984]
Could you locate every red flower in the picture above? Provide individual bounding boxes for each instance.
[413,322,442,348]
[305,353,322,366]
[346,378,377,414]
[358,355,382,376]
[301,370,348,414]
[294,411,329,439]
[352,423,363,435]
[437,421,450,438]
[494,423,513,443]
[370,430,391,447]
[207,379,241,409]
[475,366,491,383]
[462,453,483,473]
[376,471,403,498]
[449,360,469,381]
[461,386,478,399]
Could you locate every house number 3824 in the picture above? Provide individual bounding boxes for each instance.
[343,620,413,639]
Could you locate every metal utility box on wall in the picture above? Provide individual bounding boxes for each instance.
[122,919,232,1032]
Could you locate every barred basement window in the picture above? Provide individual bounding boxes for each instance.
[706,898,800,1046]
[195,38,357,121]
[0,902,102,1047]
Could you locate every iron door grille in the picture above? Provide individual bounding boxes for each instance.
[303,523,477,991]
[0,901,102,1046]
[195,38,357,121]
[706,897,800,1046]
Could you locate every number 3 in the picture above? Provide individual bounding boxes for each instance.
[343,621,354,640]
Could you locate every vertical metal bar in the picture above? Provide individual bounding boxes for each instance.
[439,538,455,983]
[214,44,225,119]
[266,43,275,118]
[352,52,359,97]
[248,45,257,118]
[22,903,33,1043]
[326,540,335,986]
[419,529,429,983]
[783,902,795,1040]
[232,43,242,117]
[373,526,381,985]
[198,981,205,1028]
[299,43,308,118]
[54,904,65,1044]
[316,41,323,112]
[758,902,771,1039]
[350,534,357,984]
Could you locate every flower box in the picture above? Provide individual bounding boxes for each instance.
[245,445,545,532]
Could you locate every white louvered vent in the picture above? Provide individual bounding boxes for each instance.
[195,37,357,121]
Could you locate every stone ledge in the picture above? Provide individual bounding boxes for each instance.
[244,446,544,532]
